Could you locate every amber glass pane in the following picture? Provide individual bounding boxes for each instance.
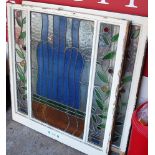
[88,23,120,147]
[30,12,94,138]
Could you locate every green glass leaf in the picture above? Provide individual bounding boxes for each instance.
[17,64,23,73]
[122,75,132,84]
[92,115,97,123]
[101,34,110,45]
[131,29,140,39]
[19,31,26,39]
[16,64,25,81]
[104,106,108,111]
[114,131,121,136]
[16,48,25,59]
[111,33,119,42]
[97,123,105,130]
[112,135,120,142]
[16,17,22,27]
[106,90,111,96]
[96,61,100,65]
[97,71,108,83]
[98,114,107,119]
[22,17,26,24]
[92,106,96,112]
[116,121,123,126]
[21,86,27,90]
[96,99,104,111]
[17,72,25,82]
[95,89,102,100]
[97,126,101,130]
[103,51,116,60]
[24,65,27,73]
[23,94,27,100]
[122,102,127,106]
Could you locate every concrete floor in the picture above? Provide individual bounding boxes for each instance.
[6,108,85,155]
[6,108,117,155]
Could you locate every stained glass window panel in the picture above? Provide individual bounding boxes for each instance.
[88,23,120,147]
[14,10,28,114]
[112,25,140,147]
[30,12,94,138]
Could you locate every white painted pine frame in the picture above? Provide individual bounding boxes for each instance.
[21,2,148,154]
[7,3,129,155]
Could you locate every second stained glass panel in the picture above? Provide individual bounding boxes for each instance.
[88,23,120,147]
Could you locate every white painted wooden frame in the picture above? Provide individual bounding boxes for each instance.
[22,2,148,154]
[8,3,129,155]
[20,2,148,154]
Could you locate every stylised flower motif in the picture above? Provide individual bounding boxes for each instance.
[18,39,24,49]
[15,10,22,18]
[15,27,25,48]
[119,87,126,93]
[101,85,109,93]
[22,45,26,51]
[15,27,21,42]
[108,68,113,74]
[103,27,109,32]
[20,60,26,67]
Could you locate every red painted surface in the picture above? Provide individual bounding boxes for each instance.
[128,102,148,155]
[25,0,148,16]
[6,0,10,42]
[15,0,22,4]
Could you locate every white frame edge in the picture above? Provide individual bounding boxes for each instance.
[83,20,99,143]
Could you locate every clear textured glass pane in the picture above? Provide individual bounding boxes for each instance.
[111,25,140,146]
[14,10,28,114]
[30,12,94,138]
[88,23,120,147]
